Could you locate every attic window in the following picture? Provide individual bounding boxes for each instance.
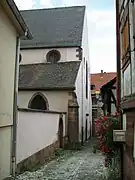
[46,50,61,63]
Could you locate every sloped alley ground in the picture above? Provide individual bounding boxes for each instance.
[16,140,105,180]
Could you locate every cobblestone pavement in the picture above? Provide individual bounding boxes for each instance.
[16,140,105,180]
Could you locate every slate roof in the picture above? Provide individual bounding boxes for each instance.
[20,6,85,48]
[19,61,81,90]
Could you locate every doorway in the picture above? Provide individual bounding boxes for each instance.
[85,118,88,141]
[58,118,63,148]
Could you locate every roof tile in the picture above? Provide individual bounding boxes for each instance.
[19,61,81,90]
[20,6,85,48]
[90,72,117,91]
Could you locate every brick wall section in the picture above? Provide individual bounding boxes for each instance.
[123,111,135,180]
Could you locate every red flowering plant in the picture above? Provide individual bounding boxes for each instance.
[95,112,120,167]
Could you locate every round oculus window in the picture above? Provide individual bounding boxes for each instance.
[46,50,61,63]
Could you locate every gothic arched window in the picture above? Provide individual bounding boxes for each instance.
[28,93,49,110]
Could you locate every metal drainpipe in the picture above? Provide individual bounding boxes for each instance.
[115,1,123,180]
[12,36,20,177]
[81,56,84,145]
[116,0,121,114]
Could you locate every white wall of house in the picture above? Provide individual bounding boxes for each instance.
[0,5,18,180]
[21,47,78,64]
[75,63,82,141]
[75,61,91,141]
[82,11,92,139]
[17,110,66,163]
[75,12,91,141]
[19,90,69,135]
[19,91,69,112]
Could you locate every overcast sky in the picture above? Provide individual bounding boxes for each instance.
[15,0,116,73]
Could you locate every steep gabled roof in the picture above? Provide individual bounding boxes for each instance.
[91,72,117,92]
[101,77,116,90]
[20,6,85,48]
[19,61,81,90]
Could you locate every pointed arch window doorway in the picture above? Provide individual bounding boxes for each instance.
[28,93,49,110]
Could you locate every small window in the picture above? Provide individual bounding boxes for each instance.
[46,50,61,63]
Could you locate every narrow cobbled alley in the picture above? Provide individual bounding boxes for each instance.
[16,140,105,180]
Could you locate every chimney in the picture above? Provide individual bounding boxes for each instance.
[100,70,103,78]
[101,70,103,74]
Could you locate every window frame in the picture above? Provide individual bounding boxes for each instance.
[28,92,49,110]
[120,2,130,69]
[123,63,132,96]
[121,18,130,66]
[46,50,61,63]
[120,2,132,97]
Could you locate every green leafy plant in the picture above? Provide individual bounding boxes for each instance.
[95,113,120,167]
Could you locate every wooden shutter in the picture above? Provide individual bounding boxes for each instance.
[121,18,129,59]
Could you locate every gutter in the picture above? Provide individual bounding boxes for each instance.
[6,0,32,39]
[11,37,20,177]
[20,45,81,50]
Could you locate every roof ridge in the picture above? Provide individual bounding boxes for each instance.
[20,63,45,66]
[91,72,116,75]
[20,61,81,66]
[20,5,86,12]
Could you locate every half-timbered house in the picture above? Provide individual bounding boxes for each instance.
[117,0,135,179]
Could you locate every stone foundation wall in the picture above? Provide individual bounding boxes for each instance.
[16,140,60,174]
